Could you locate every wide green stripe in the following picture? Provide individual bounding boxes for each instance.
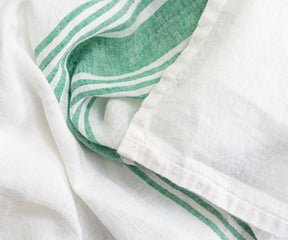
[128,165,228,240]
[68,0,207,77]
[157,174,248,240]
[231,216,257,240]
[70,52,180,92]
[70,78,159,106]
[39,0,120,71]
[66,0,154,74]
[34,0,100,58]
[84,97,97,141]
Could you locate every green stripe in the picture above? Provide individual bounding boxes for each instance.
[128,165,228,240]
[34,0,101,58]
[156,174,248,240]
[54,65,67,101]
[70,78,159,106]
[231,216,257,240]
[84,97,97,141]
[47,64,60,83]
[132,93,148,99]
[71,98,86,128]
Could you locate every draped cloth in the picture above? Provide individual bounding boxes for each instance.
[0,0,287,239]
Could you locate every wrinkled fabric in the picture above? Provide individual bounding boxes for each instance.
[0,0,287,239]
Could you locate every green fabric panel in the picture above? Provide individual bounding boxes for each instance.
[67,0,207,77]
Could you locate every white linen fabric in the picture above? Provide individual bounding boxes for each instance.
[118,0,288,238]
[0,0,287,239]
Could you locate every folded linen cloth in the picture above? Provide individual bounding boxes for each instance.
[0,0,287,239]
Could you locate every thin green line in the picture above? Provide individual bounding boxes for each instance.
[231,216,257,240]
[71,98,86,128]
[128,165,228,240]
[84,97,97,142]
[54,65,67,102]
[70,78,159,106]
[47,64,60,83]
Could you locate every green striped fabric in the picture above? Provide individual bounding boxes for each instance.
[35,0,257,239]
[35,0,208,158]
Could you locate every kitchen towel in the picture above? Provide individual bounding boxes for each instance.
[0,0,287,239]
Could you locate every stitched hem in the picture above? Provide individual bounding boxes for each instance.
[118,136,288,237]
